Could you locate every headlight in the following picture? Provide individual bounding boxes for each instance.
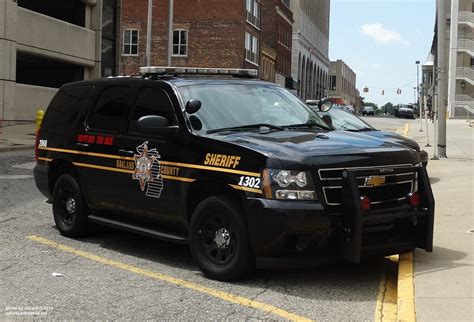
[262,169,317,200]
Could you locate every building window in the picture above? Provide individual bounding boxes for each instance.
[123,29,138,55]
[246,0,260,28]
[245,32,259,65]
[173,30,188,56]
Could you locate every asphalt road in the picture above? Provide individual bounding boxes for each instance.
[0,144,399,320]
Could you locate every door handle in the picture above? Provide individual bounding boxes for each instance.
[118,149,135,156]
[76,143,89,147]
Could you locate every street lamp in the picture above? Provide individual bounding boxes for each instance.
[416,60,422,132]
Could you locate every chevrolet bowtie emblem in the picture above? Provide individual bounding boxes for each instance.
[365,176,386,187]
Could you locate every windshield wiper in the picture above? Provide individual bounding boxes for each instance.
[354,127,375,132]
[207,123,284,134]
[284,123,331,131]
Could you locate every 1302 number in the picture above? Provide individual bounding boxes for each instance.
[238,176,261,188]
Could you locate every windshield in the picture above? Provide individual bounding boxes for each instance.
[318,108,375,131]
[178,83,328,133]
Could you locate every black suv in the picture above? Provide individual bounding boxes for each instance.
[34,67,434,281]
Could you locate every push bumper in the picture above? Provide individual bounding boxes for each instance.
[245,165,435,267]
[419,150,429,166]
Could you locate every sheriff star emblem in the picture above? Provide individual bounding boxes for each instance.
[133,142,158,191]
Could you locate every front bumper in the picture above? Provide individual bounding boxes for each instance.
[244,165,435,267]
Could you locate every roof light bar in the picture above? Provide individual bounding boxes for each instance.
[139,66,258,78]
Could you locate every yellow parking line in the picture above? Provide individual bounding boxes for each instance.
[374,256,398,322]
[27,236,312,322]
[398,252,416,321]
[402,123,410,137]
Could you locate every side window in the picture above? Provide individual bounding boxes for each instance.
[42,86,93,135]
[130,87,177,131]
[89,86,132,133]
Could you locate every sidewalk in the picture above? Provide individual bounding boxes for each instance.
[0,123,36,152]
[408,119,474,321]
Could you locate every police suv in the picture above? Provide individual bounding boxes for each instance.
[34,67,435,281]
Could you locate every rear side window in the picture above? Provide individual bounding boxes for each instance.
[42,86,93,134]
[88,86,132,133]
[129,87,177,132]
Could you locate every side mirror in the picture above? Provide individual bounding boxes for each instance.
[185,99,202,114]
[136,115,179,136]
[318,98,333,112]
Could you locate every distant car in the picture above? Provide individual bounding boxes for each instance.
[395,104,416,119]
[361,106,375,116]
[306,102,428,166]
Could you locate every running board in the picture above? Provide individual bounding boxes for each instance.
[88,215,188,244]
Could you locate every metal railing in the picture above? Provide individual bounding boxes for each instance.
[458,11,474,26]
[457,67,474,83]
[455,94,474,101]
[457,39,474,54]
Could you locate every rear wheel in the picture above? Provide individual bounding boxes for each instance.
[189,196,254,281]
[52,173,89,237]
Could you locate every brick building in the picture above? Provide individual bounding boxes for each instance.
[260,0,293,86]
[120,0,263,76]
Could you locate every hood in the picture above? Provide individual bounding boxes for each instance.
[361,130,420,151]
[209,129,420,169]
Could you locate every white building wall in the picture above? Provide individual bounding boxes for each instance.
[291,0,330,101]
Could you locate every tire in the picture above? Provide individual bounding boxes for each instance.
[52,173,89,237]
[189,195,254,281]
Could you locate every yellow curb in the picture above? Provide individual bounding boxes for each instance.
[375,256,398,322]
[27,235,313,322]
[397,252,416,321]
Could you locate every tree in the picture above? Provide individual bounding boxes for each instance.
[380,102,395,115]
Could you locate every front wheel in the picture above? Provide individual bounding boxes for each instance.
[189,196,254,281]
[52,173,89,237]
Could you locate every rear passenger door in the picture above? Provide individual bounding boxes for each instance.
[118,84,185,226]
[79,84,135,211]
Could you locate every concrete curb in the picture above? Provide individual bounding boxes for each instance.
[0,144,35,153]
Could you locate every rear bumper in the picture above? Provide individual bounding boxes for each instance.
[34,162,51,200]
[244,166,435,267]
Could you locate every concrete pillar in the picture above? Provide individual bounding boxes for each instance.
[82,0,102,79]
[437,0,448,158]
[447,0,459,118]
[0,0,17,122]
[0,0,17,125]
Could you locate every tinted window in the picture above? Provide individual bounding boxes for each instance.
[42,86,93,134]
[89,86,131,132]
[130,87,177,131]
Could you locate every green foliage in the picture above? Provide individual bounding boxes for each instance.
[379,102,395,115]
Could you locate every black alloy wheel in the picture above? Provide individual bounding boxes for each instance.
[52,173,89,237]
[189,196,254,281]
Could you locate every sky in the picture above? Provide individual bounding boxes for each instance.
[329,0,436,107]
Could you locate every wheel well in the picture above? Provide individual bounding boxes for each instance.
[186,181,243,224]
[48,159,79,194]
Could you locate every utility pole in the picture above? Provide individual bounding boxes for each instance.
[146,0,153,66]
[167,0,174,66]
[436,0,448,158]
[416,61,422,132]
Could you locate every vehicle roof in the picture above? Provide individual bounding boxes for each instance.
[61,76,277,89]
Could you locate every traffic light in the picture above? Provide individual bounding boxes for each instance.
[397,88,402,95]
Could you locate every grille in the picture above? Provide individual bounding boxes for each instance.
[318,165,417,206]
